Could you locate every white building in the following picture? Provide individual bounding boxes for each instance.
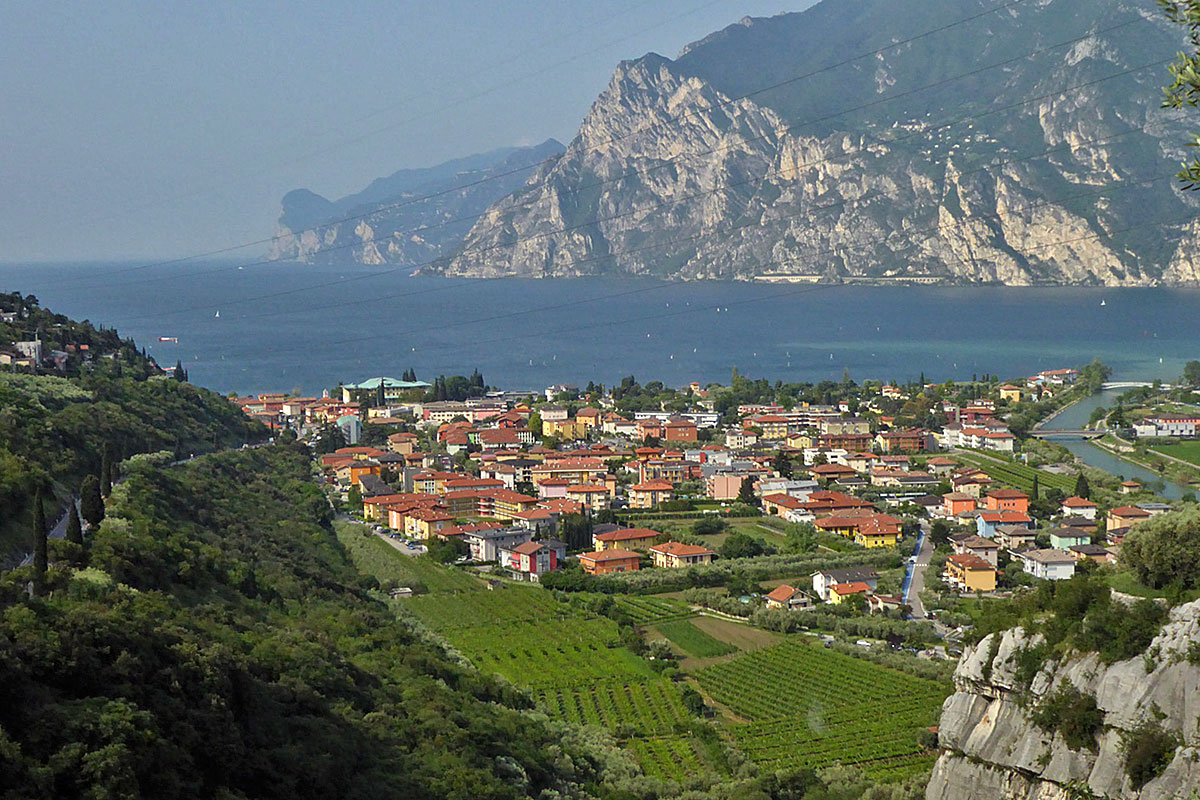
[1014,549,1076,581]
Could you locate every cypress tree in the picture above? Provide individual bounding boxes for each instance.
[32,489,47,598]
[1074,473,1091,500]
[66,503,83,546]
[1031,474,1040,500]
[80,475,104,526]
[100,447,113,497]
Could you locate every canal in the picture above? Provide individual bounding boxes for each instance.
[1040,389,1193,501]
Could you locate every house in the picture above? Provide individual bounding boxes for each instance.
[811,463,858,482]
[977,511,1032,539]
[462,526,533,562]
[867,594,904,615]
[708,472,749,501]
[752,414,792,440]
[627,480,674,509]
[565,484,611,512]
[828,582,872,604]
[579,549,640,575]
[945,553,997,592]
[1133,415,1200,438]
[999,384,1023,403]
[1015,548,1077,580]
[943,492,978,518]
[926,456,958,477]
[649,541,717,568]
[663,417,698,442]
[876,429,934,454]
[813,513,903,548]
[811,567,878,601]
[764,584,812,610]
[340,376,430,404]
[725,429,758,449]
[994,524,1038,550]
[593,527,661,551]
[499,540,559,581]
[1106,505,1152,537]
[951,534,1000,567]
[1120,481,1142,495]
[1069,543,1114,563]
[1061,496,1098,520]
[762,493,812,523]
[1048,527,1092,550]
[985,490,1030,514]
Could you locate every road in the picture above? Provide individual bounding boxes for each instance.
[902,520,935,619]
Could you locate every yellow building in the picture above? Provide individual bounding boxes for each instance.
[999,385,1023,403]
[945,553,997,592]
[542,418,589,440]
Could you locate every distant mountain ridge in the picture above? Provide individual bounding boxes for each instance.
[269,139,564,266]
[434,0,1200,285]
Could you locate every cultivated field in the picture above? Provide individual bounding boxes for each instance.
[952,452,1076,495]
[696,639,947,781]
[653,618,737,658]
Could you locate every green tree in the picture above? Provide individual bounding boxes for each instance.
[1122,508,1200,588]
[772,450,793,478]
[1074,472,1091,500]
[65,503,83,546]
[1031,474,1039,500]
[737,475,757,505]
[1184,359,1200,386]
[346,485,363,514]
[100,446,113,497]
[719,532,772,559]
[173,359,186,382]
[314,423,347,454]
[31,488,47,597]
[1162,1,1200,187]
[80,475,105,527]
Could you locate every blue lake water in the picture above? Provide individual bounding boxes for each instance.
[2,261,1198,397]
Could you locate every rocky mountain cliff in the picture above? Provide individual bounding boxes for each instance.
[269,139,563,266]
[926,600,1200,800]
[439,0,1200,285]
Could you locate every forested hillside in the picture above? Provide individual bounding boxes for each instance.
[0,443,609,799]
[0,292,262,562]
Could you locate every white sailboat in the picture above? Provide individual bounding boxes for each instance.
[214,310,220,318]
[1100,299,1106,307]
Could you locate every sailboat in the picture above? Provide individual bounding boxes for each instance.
[1100,299,1107,307]
[214,310,220,318]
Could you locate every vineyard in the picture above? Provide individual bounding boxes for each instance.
[535,678,689,735]
[953,452,1075,495]
[612,594,693,623]
[626,736,710,782]
[653,619,737,658]
[333,521,481,592]
[696,640,948,779]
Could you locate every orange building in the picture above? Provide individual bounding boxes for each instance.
[985,490,1030,514]
[579,549,641,574]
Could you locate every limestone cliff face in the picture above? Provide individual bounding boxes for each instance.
[441,0,1200,285]
[925,600,1200,800]
[269,140,564,266]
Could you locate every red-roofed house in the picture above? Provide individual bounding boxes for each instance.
[649,541,717,568]
[579,549,640,575]
[985,490,1030,514]
[1061,496,1098,520]
[828,582,872,605]
[499,540,560,581]
[593,527,661,551]
[764,584,811,610]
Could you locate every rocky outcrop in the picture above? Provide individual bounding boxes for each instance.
[926,600,1200,800]
[269,140,564,266]
[440,0,1200,285]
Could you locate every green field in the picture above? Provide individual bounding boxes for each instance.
[696,640,947,780]
[953,452,1075,495]
[1149,440,1200,468]
[333,520,481,592]
[654,619,738,658]
[612,594,694,623]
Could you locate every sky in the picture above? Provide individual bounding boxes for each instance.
[0,0,819,263]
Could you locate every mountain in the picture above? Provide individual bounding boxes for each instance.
[439,0,1200,285]
[269,139,564,266]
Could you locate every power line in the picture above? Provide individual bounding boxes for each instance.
[115,53,1178,321]
[95,26,1169,304]
[75,0,1029,282]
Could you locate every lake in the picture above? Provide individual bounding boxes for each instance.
[2,261,1198,397]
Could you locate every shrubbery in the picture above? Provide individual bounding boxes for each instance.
[1033,686,1105,751]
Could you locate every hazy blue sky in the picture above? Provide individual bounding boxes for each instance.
[0,1,819,262]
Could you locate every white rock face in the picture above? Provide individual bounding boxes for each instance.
[926,600,1200,800]
[441,0,1199,285]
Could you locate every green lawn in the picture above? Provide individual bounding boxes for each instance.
[1148,440,1200,469]
[653,619,738,658]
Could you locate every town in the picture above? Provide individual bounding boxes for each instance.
[232,362,1199,619]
